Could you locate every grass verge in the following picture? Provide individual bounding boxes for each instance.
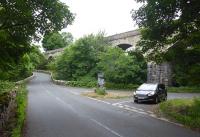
[159,98,200,130]
[11,84,27,137]
[82,91,132,99]
[0,84,27,137]
[168,86,200,93]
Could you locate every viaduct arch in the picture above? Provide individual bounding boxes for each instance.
[44,30,172,86]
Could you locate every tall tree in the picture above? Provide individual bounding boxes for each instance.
[98,48,146,84]
[42,32,73,51]
[0,0,74,70]
[132,0,200,61]
[53,33,108,80]
[132,0,200,86]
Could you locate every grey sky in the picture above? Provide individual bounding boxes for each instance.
[61,0,142,39]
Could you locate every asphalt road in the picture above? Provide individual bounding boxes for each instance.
[24,72,200,137]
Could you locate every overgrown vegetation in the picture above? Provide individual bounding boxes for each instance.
[132,0,200,87]
[51,33,108,81]
[0,83,27,137]
[0,46,47,81]
[95,88,106,95]
[0,0,74,81]
[105,83,138,90]
[66,81,97,88]
[160,98,200,129]
[168,86,200,93]
[98,48,146,84]
[82,91,132,99]
[50,33,146,89]
[42,32,73,51]
[11,85,27,137]
[0,81,15,94]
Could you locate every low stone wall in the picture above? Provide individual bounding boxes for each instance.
[35,70,67,86]
[0,90,17,129]
[35,70,51,74]
[0,74,34,130]
[15,73,35,85]
[147,62,172,86]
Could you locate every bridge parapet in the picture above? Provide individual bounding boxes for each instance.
[44,47,65,58]
[106,30,140,41]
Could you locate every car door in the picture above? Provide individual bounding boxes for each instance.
[158,84,166,100]
[157,84,163,99]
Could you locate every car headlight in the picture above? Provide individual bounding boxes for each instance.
[147,91,155,96]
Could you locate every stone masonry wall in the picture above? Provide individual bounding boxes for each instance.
[147,62,172,86]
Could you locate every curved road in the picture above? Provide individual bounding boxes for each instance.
[24,72,200,137]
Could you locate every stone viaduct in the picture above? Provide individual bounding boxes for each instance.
[45,30,172,86]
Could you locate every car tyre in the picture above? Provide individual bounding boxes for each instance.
[134,99,138,103]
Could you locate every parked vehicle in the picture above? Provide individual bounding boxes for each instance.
[133,83,167,104]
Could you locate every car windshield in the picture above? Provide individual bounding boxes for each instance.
[137,83,157,91]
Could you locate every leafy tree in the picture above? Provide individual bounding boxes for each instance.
[53,33,109,80]
[42,32,73,51]
[29,45,47,70]
[132,0,200,61]
[62,32,73,45]
[0,0,74,71]
[0,45,47,81]
[98,47,146,84]
[132,0,200,86]
[0,53,34,81]
[165,46,200,86]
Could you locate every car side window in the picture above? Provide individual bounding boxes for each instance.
[158,84,165,91]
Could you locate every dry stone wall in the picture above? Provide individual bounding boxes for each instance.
[147,62,172,86]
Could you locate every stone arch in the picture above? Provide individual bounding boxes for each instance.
[48,56,54,61]
[117,43,133,51]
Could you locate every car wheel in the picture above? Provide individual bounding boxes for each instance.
[154,97,159,104]
[134,99,138,103]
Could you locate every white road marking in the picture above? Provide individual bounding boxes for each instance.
[149,114,157,117]
[156,117,183,127]
[69,91,79,95]
[44,89,54,97]
[41,79,184,128]
[112,100,132,106]
[55,97,66,104]
[55,96,78,114]
[124,107,148,115]
[124,105,137,109]
[87,97,111,105]
[147,111,154,114]
[91,119,124,137]
[118,105,124,108]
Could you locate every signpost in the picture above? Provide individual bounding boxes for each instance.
[97,73,104,88]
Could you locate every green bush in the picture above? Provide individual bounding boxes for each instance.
[0,81,15,109]
[105,82,139,90]
[0,82,27,137]
[168,86,200,93]
[98,48,147,84]
[11,85,27,137]
[95,88,106,95]
[0,81,15,94]
[53,33,108,81]
[160,98,200,129]
[66,81,97,88]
